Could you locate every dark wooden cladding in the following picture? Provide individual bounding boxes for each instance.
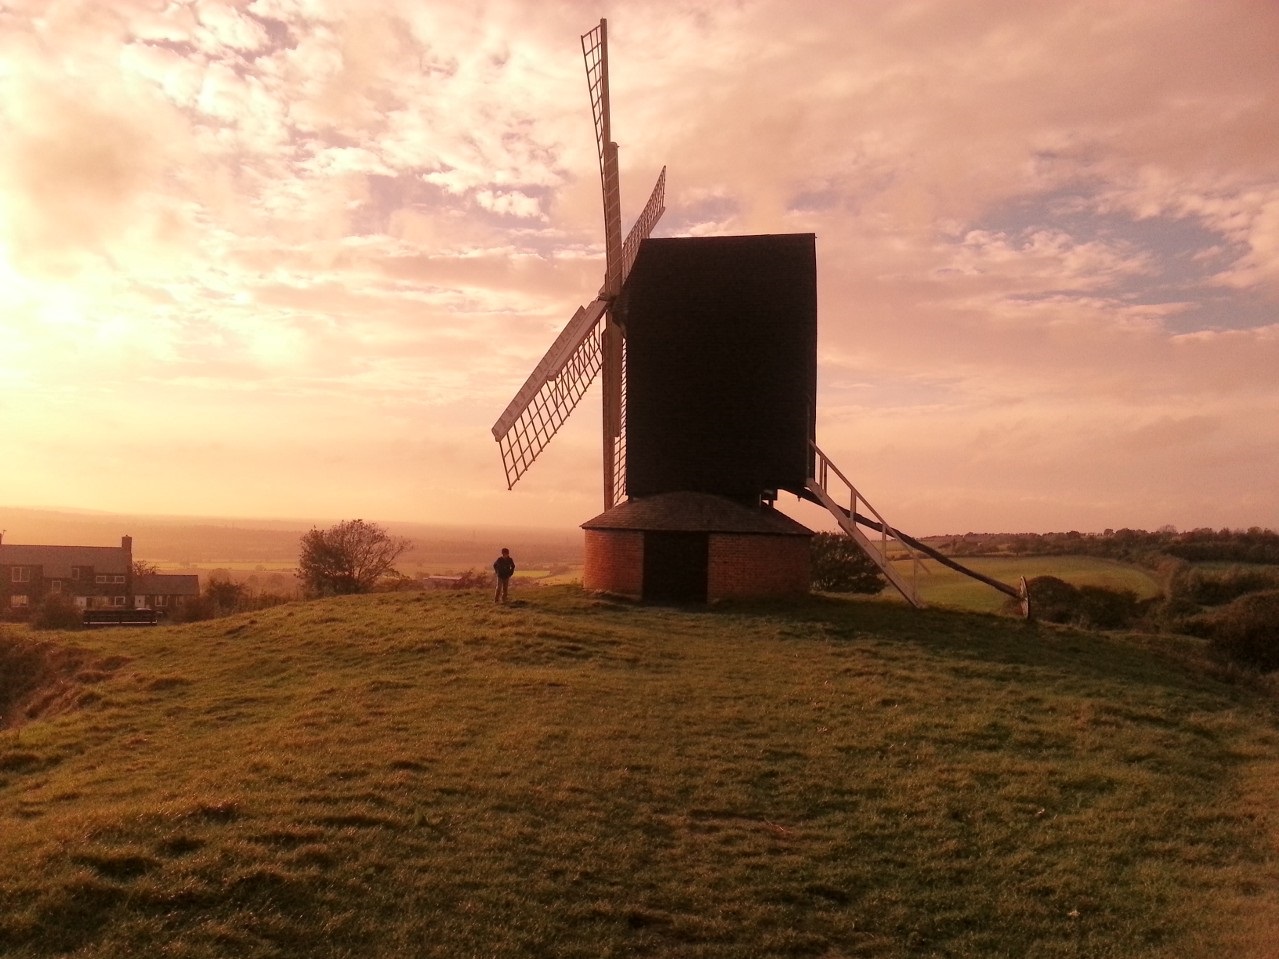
[618,234,818,503]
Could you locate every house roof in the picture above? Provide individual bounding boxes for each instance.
[137,573,201,597]
[581,491,813,536]
[0,543,131,577]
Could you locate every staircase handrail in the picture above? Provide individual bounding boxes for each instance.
[807,441,1031,617]
[808,441,926,606]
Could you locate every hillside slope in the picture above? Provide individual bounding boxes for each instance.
[2,590,1277,958]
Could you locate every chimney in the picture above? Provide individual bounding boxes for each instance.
[122,535,133,554]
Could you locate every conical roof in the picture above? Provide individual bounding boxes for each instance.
[581,491,812,536]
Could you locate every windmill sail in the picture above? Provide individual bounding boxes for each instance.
[491,299,608,491]
[622,167,666,280]
[582,20,623,298]
[583,19,626,507]
[492,19,666,504]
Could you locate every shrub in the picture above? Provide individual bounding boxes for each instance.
[205,576,248,614]
[1023,576,1142,630]
[1181,566,1279,606]
[1204,590,1279,673]
[1142,595,1203,635]
[810,532,886,594]
[1023,576,1079,624]
[453,569,491,590]
[1075,585,1143,630]
[1155,557,1193,603]
[250,592,295,609]
[170,595,214,623]
[30,594,83,631]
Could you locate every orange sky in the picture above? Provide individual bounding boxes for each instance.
[1,0,1276,536]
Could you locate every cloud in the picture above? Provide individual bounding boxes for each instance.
[0,0,1275,533]
[0,90,193,274]
[197,3,272,54]
[474,190,543,219]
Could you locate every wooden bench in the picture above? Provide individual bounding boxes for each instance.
[82,608,159,627]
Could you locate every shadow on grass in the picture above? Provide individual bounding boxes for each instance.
[701,592,1254,707]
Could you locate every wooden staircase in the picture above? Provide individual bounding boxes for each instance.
[804,443,926,608]
[803,442,1032,617]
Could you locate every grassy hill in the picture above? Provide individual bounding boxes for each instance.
[2,589,1277,958]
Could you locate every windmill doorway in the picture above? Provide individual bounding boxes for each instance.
[642,531,708,603]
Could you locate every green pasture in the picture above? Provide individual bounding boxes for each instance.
[529,566,585,586]
[890,555,1164,613]
[2,589,1277,958]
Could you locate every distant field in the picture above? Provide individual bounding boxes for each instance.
[156,562,297,573]
[888,555,1163,613]
[529,566,585,585]
[2,589,1276,958]
[157,553,1159,613]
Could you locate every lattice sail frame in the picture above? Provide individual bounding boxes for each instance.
[582,21,623,299]
[584,20,625,507]
[492,300,607,490]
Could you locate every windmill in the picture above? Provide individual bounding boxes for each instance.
[490,19,666,511]
[492,20,1030,614]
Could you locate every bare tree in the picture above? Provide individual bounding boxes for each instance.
[132,559,160,580]
[297,519,412,597]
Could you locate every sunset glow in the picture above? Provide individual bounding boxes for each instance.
[1,1,1276,535]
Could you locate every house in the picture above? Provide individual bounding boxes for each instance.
[1,533,134,619]
[134,572,201,615]
[0,533,200,620]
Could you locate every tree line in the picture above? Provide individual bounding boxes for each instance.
[940,526,1279,565]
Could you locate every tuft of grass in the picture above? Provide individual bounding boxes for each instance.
[1,588,1277,958]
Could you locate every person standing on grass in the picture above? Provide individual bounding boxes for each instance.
[492,548,516,603]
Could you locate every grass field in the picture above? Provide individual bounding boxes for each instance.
[2,588,1277,958]
[891,555,1164,614]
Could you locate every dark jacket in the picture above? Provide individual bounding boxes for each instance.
[493,556,515,578]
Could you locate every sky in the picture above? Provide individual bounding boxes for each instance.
[1,0,1276,537]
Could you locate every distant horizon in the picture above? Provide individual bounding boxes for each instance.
[0,502,573,534]
[2,502,1272,545]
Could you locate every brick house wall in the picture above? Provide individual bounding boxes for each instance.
[584,528,811,602]
[134,573,201,614]
[583,529,645,599]
[707,533,810,601]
